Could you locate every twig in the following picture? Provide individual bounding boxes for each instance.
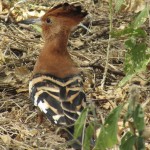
[79,23,91,33]
[81,63,125,76]
[145,0,150,27]
[101,0,113,89]
[70,51,91,61]
[0,33,38,43]
[80,57,100,67]
[81,108,89,150]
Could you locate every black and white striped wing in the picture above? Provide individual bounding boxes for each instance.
[29,74,86,126]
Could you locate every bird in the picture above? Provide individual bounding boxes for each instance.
[20,3,88,149]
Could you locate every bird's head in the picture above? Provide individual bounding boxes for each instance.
[20,3,87,40]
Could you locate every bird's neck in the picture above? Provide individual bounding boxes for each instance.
[33,34,79,78]
[44,34,68,54]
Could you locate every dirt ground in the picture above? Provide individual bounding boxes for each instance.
[0,0,149,149]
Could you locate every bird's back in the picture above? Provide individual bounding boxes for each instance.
[29,73,86,127]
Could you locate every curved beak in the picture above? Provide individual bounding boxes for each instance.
[18,18,42,25]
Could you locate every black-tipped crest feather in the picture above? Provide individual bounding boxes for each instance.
[46,3,87,18]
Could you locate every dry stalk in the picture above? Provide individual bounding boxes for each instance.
[101,0,113,89]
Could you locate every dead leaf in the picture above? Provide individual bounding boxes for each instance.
[0,0,2,13]
[0,50,5,63]
[15,66,30,76]
[71,39,84,48]
[103,102,110,109]
[0,134,11,145]
[17,88,28,93]
[96,128,101,138]
[20,129,38,138]
[142,126,150,139]
[29,129,38,137]
[2,74,14,83]
[121,0,145,12]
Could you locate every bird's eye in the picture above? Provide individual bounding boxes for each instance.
[46,18,51,24]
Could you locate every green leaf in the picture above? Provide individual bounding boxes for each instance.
[94,105,123,150]
[132,7,149,28]
[83,123,94,150]
[120,132,135,150]
[115,0,124,12]
[125,38,136,50]
[132,28,147,37]
[131,44,147,69]
[136,136,145,150]
[74,108,88,139]
[127,41,148,71]
[147,48,150,53]
[111,27,147,38]
[118,74,134,87]
[123,101,135,125]
[133,104,145,132]
[119,37,149,87]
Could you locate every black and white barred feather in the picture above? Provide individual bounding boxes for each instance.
[29,73,86,127]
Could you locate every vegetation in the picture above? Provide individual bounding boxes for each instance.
[74,0,150,149]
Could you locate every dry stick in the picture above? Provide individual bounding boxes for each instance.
[145,0,150,27]
[81,63,125,76]
[81,108,89,150]
[101,0,113,89]
[0,33,38,43]
[0,145,7,150]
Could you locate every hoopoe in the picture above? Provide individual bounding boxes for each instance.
[20,3,87,149]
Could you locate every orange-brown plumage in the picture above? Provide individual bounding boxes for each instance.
[33,32,79,78]
[32,3,87,78]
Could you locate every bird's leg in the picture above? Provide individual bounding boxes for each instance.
[37,108,44,125]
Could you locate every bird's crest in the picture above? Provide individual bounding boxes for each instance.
[42,3,87,19]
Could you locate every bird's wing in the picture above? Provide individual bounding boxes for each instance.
[29,74,86,126]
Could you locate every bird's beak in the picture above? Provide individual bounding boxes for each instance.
[19,18,42,25]
[79,23,91,32]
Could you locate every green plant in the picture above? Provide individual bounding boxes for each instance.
[73,86,146,150]
[112,5,150,86]
[73,2,149,150]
